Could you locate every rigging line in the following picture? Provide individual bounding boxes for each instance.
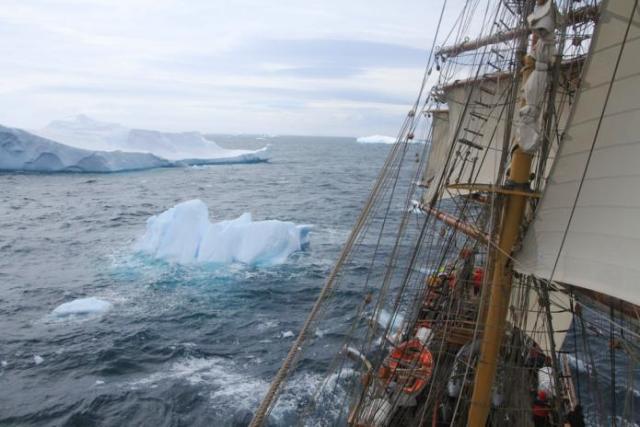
[541,0,638,306]
[304,128,435,421]
[300,114,426,421]
[249,120,414,426]
[577,307,606,425]
[411,0,449,113]
[610,305,618,426]
[363,140,432,356]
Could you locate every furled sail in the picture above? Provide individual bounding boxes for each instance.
[516,0,640,306]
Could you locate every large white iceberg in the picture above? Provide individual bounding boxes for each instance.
[0,125,170,172]
[37,115,270,164]
[356,135,397,144]
[134,199,311,266]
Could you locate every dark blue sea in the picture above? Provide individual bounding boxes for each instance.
[0,136,426,426]
[2,135,637,427]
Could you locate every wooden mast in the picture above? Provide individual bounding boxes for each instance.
[467,0,538,423]
[467,148,533,426]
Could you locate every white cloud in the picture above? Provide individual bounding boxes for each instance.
[0,0,466,136]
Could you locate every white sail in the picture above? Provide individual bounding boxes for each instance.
[516,0,640,306]
[510,282,573,355]
[422,110,449,186]
[425,75,510,203]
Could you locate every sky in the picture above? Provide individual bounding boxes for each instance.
[0,0,462,137]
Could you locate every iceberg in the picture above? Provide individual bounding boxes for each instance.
[52,297,113,316]
[0,125,170,172]
[356,135,397,144]
[37,115,270,164]
[134,199,311,266]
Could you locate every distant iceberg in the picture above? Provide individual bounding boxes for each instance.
[37,115,270,164]
[0,125,170,172]
[357,135,397,144]
[52,297,113,316]
[134,199,311,266]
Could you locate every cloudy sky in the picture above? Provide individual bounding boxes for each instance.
[0,0,462,136]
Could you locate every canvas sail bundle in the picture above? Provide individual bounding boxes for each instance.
[516,0,640,307]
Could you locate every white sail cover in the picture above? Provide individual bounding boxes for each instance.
[422,110,450,185]
[516,0,640,306]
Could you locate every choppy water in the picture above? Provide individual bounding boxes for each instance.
[3,135,637,427]
[0,136,420,426]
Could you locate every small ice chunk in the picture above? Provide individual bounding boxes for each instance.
[52,297,113,317]
[281,330,294,339]
[33,355,44,365]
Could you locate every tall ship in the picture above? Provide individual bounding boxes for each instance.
[251,0,640,425]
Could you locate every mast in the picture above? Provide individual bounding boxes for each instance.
[467,148,533,425]
[468,0,557,424]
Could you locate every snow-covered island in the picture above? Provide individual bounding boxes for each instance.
[0,125,170,172]
[0,115,271,173]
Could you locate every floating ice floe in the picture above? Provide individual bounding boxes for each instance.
[356,134,397,144]
[37,115,270,164]
[0,125,170,172]
[52,297,113,317]
[134,199,311,266]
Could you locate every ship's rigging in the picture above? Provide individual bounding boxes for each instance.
[250,0,640,425]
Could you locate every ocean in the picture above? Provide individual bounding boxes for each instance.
[2,135,636,427]
[0,136,422,426]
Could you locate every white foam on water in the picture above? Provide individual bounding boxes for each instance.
[566,354,592,374]
[374,309,405,334]
[128,357,355,425]
[256,319,279,332]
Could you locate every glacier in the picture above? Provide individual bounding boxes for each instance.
[134,199,311,266]
[52,297,113,316]
[0,125,170,172]
[37,115,270,164]
[356,135,397,144]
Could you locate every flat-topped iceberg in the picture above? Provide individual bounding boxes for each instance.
[357,135,397,144]
[37,115,270,164]
[52,297,113,316]
[134,199,311,266]
[0,125,170,172]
